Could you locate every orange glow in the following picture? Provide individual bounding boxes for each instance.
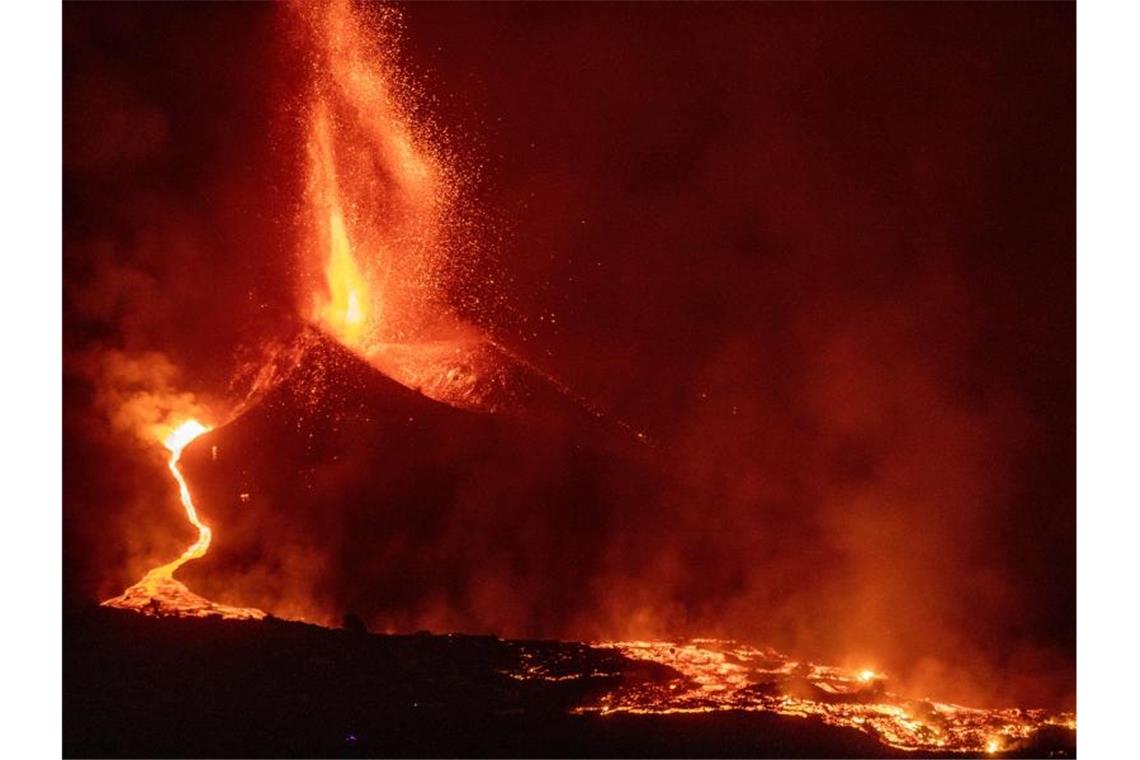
[299,0,441,355]
[163,419,208,453]
[102,419,264,620]
[308,105,370,350]
[161,420,213,566]
[316,192,367,345]
[295,0,512,412]
[569,639,1073,754]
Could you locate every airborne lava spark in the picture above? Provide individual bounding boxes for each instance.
[100,0,492,624]
[86,4,1074,757]
[297,0,518,412]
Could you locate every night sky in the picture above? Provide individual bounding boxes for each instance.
[63,2,1074,710]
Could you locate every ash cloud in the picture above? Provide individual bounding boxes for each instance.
[393,1,1074,708]
[64,2,1074,712]
[63,3,303,602]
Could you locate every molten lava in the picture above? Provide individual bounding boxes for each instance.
[300,0,440,351]
[88,6,1074,755]
[308,103,370,351]
[101,0,500,624]
[102,420,264,620]
[568,639,1075,755]
[297,0,519,413]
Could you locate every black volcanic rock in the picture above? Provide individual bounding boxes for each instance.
[175,330,668,635]
[64,607,913,759]
[64,608,1076,759]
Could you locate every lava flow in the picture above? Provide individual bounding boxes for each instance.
[100,0,492,624]
[83,4,1073,756]
[101,420,265,620]
[570,639,1075,755]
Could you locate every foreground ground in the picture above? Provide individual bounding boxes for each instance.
[64,607,1073,758]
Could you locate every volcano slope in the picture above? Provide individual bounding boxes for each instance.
[69,334,1075,757]
[169,329,666,632]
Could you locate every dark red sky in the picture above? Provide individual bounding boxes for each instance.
[63,2,1074,709]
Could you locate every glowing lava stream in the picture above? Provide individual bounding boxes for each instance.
[570,640,1076,755]
[161,421,212,566]
[102,420,265,620]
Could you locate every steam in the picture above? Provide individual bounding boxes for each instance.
[63,0,1073,714]
[82,349,211,445]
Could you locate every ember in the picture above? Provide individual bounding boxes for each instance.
[297,0,508,412]
[572,640,1075,754]
[64,1,1075,757]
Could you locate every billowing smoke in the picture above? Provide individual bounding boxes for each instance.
[63,1,302,601]
[64,1,1073,712]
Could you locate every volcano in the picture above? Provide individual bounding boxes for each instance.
[73,329,1075,757]
[170,328,664,632]
[63,0,1075,756]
